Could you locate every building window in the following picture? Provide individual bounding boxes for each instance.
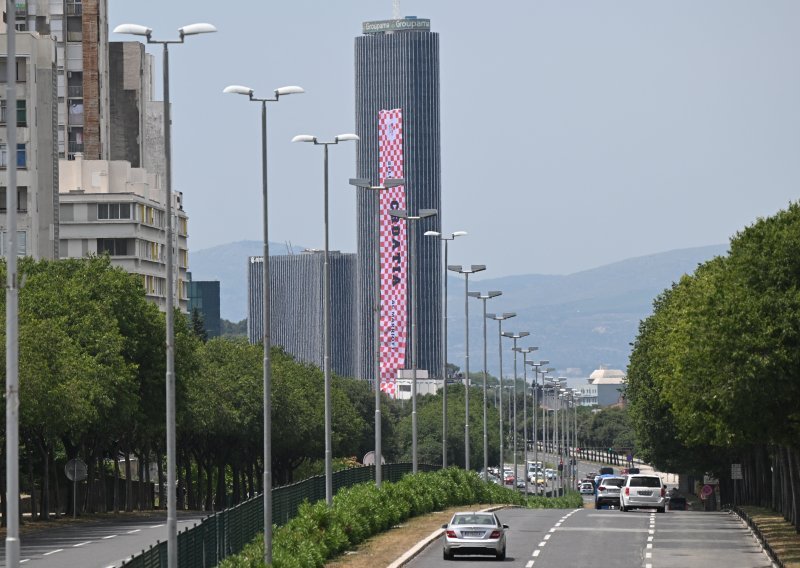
[97,203,132,220]
[0,144,27,168]
[97,238,129,256]
[16,100,26,126]
[0,187,28,212]
[0,230,27,256]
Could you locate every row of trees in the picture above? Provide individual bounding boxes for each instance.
[626,203,800,528]
[0,255,632,523]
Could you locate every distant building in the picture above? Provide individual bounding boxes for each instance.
[354,15,442,393]
[0,32,59,260]
[187,278,220,339]
[394,370,440,400]
[588,368,626,407]
[58,154,189,311]
[248,251,357,378]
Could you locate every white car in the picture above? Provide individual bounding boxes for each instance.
[579,482,594,495]
[619,474,667,513]
[442,511,508,560]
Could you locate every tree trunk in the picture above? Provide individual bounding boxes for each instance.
[113,444,120,513]
[124,450,133,512]
[216,459,226,511]
[204,461,213,511]
[27,453,37,521]
[157,451,164,510]
[232,463,240,505]
[144,452,153,510]
[40,443,50,520]
[185,454,194,510]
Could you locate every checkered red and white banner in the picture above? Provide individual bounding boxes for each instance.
[378,108,407,397]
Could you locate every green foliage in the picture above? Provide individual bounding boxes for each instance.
[219,468,540,568]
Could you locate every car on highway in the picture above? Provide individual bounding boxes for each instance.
[503,470,515,485]
[595,476,625,508]
[544,468,556,479]
[579,482,594,494]
[515,478,527,489]
[619,474,667,513]
[442,511,508,560]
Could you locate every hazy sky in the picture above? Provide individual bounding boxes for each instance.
[110,1,800,278]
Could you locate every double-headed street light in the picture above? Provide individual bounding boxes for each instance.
[486,312,515,471]
[349,178,404,487]
[224,83,303,565]
[467,290,502,482]
[447,264,486,470]
[502,331,529,487]
[424,230,467,469]
[293,133,359,505]
[512,346,538,497]
[114,21,216,568]
[392,208,438,473]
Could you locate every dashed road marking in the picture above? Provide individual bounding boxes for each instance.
[102,534,117,540]
[150,524,164,529]
[526,561,534,568]
[43,549,63,556]
[533,549,541,557]
[538,541,546,547]
[74,541,92,547]
[127,529,141,534]
[544,534,551,540]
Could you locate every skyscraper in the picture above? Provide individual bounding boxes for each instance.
[355,16,441,395]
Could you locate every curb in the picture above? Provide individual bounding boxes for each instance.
[386,505,509,568]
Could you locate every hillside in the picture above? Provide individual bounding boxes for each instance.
[190,241,728,374]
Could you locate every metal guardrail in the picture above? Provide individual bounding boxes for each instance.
[120,463,437,568]
[731,506,786,568]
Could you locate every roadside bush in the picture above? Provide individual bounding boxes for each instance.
[220,467,573,568]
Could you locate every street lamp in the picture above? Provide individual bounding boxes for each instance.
[424,230,467,469]
[223,82,303,564]
[447,264,486,470]
[512,346,537,497]
[525,359,549,490]
[467,290,501,482]
[486,312,515,472]
[392,208,438,473]
[501,331,529,488]
[349,178,404,487]
[293,132,359,505]
[114,21,216,568]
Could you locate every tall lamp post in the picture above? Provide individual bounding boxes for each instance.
[293,133,359,504]
[391,208,438,473]
[486,313,515,471]
[424,230,467,469]
[223,83,304,565]
[113,21,216,568]
[467,290,501,481]
[525,359,549,492]
[447,264,486,470]
[349,177,404,487]
[501,331,529,487]
[512,346,537,497]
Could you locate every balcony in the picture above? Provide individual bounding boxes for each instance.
[67,85,83,99]
[65,3,82,16]
[68,141,83,154]
[68,111,83,126]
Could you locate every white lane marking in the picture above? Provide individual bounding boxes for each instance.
[150,524,165,528]
[102,534,117,540]
[127,529,141,534]
[533,549,541,557]
[554,522,562,527]
[73,541,92,547]
[544,534,551,540]
[43,549,63,556]
[649,529,654,534]
[549,527,556,532]
[646,552,652,558]
[648,536,653,542]
[646,565,652,568]
[20,560,29,564]
[526,561,534,568]
[539,541,546,547]
[647,543,653,549]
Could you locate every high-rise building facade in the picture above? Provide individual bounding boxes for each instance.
[187,278,221,339]
[247,251,358,378]
[354,17,442,393]
[0,32,59,260]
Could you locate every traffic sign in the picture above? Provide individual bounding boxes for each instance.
[731,463,743,480]
[700,484,714,499]
[65,458,87,481]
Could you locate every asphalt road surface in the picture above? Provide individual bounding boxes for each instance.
[408,506,773,568]
[0,512,206,568]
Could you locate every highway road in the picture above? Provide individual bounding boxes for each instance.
[408,505,772,567]
[0,512,206,568]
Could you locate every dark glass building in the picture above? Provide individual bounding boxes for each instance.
[187,279,221,339]
[354,17,442,388]
[247,251,358,378]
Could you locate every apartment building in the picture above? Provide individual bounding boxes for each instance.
[59,154,188,311]
[0,31,59,260]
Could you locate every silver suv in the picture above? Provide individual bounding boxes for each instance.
[620,474,666,513]
[595,476,625,509]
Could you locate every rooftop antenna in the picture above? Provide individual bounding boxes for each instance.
[393,0,400,19]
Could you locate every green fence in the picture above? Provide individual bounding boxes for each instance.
[120,463,439,568]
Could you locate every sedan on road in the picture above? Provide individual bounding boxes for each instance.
[442,511,508,560]
[595,476,625,508]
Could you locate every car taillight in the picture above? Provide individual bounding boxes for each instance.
[625,487,629,496]
[446,530,457,538]
[490,530,502,538]
[661,487,666,497]
[599,486,606,491]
